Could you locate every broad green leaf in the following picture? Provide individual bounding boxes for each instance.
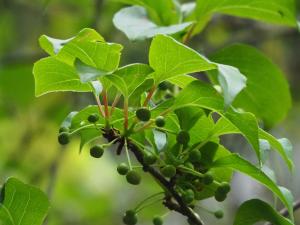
[75,60,110,83]
[149,35,216,83]
[57,41,123,72]
[212,116,294,170]
[60,111,78,129]
[212,154,294,219]
[210,44,292,128]
[174,80,260,160]
[33,57,92,96]
[233,199,293,225]
[0,178,50,225]
[153,129,167,151]
[209,64,247,108]
[113,6,193,41]
[175,106,203,131]
[114,0,180,25]
[39,28,104,56]
[167,74,196,88]
[195,0,297,32]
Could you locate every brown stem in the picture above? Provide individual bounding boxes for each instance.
[103,129,203,225]
[183,24,196,45]
[110,93,121,116]
[102,89,109,119]
[143,86,156,107]
[124,99,129,130]
[95,95,105,118]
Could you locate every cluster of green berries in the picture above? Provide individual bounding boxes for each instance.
[135,108,165,127]
[117,163,141,185]
[123,210,164,225]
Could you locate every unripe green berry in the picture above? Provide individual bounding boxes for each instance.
[88,113,99,123]
[158,81,169,91]
[218,182,231,194]
[123,210,138,225]
[203,172,214,185]
[58,132,70,145]
[189,149,202,162]
[135,108,151,121]
[117,163,129,175]
[90,145,104,158]
[153,216,163,225]
[161,165,176,178]
[143,153,157,165]
[126,170,141,185]
[182,189,195,204]
[214,210,224,219]
[176,130,190,145]
[214,190,227,202]
[155,116,165,127]
[184,162,194,170]
[59,127,69,133]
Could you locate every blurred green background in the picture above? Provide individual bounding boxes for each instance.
[0,0,299,224]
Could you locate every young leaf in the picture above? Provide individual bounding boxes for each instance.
[149,35,216,83]
[233,199,294,225]
[0,177,50,225]
[195,0,297,32]
[113,6,193,41]
[212,154,294,220]
[33,57,92,96]
[210,44,292,128]
[39,28,105,55]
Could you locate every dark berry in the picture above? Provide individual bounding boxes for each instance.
[189,149,202,163]
[217,182,231,194]
[58,132,70,145]
[135,108,151,122]
[203,172,214,185]
[155,116,165,127]
[126,170,141,185]
[176,130,190,145]
[214,210,224,219]
[117,163,129,175]
[88,113,99,123]
[90,145,104,158]
[123,210,138,225]
[182,189,195,204]
[214,190,227,202]
[59,127,69,133]
[143,153,157,165]
[161,165,176,178]
[153,216,163,225]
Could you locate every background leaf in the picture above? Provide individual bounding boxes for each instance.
[0,178,50,225]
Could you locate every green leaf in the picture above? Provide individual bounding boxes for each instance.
[195,0,297,31]
[210,44,292,128]
[212,154,294,220]
[209,64,247,108]
[149,35,216,83]
[39,28,104,56]
[113,6,193,41]
[60,111,78,128]
[167,74,196,88]
[233,199,294,225]
[0,178,50,225]
[175,106,203,131]
[33,57,92,96]
[173,80,260,160]
[212,111,294,170]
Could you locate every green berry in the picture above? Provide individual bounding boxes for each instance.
[153,216,163,225]
[189,149,202,163]
[90,145,104,158]
[155,116,165,127]
[126,170,141,185]
[58,132,70,145]
[117,163,129,175]
[143,153,157,165]
[214,190,227,202]
[135,108,151,122]
[176,130,190,145]
[88,113,99,123]
[182,189,195,204]
[214,210,224,219]
[59,127,69,133]
[203,172,214,185]
[158,81,169,91]
[218,182,231,194]
[123,210,138,225]
[161,165,176,178]
[184,162,194,170]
